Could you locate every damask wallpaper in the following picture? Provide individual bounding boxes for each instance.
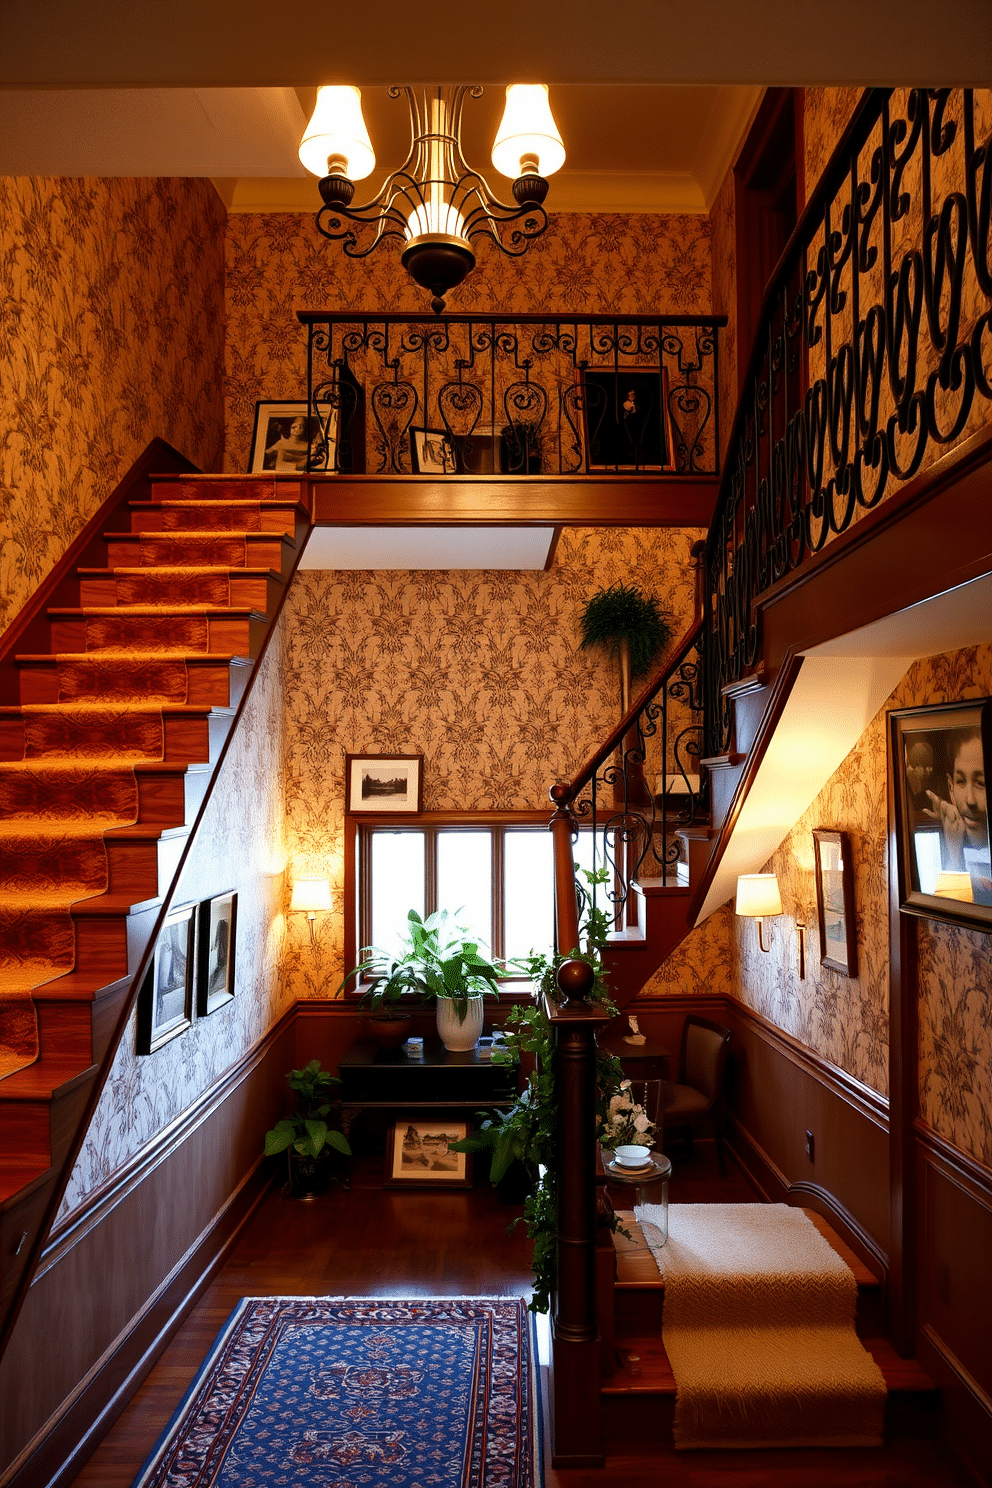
[0,176,226,634]
[730,644,992,1170]
[223,211,713,471]
[280,526,707,1002]
[58,616,289,1221]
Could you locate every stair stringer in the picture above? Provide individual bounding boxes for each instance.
[0,482,312,1359]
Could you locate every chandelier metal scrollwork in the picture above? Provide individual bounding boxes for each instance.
[299,84,565,314]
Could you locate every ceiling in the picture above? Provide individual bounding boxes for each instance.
[0,0,986,216]
[0,82,760,214]
[300,527,558,570]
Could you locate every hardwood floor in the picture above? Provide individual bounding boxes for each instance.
[69,1142,966,1487]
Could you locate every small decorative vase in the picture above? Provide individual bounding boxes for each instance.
[436,994,485,1052]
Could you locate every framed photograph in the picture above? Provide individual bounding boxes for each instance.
[136,903,196,1055]
[248,371,363,476]
[410,427,458,475]
[197,891,237,1016]
[385,1118,472,1187]
[581,368,675,472]
[346,754,423,815]
[410,426,504,475]
[890,699,991,931]
[812,829,857,975]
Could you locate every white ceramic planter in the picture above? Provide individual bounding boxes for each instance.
[436,994,485,1052]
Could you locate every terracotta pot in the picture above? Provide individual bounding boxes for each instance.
[362,1011,414,1050]
[436,994,485,1052]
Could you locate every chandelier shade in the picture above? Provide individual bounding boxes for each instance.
[299,85,376,181]
[491,84,566,179]
[301,84,561,313]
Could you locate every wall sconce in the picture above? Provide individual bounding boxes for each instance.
[735,873,806,979]
[290,877,332,946]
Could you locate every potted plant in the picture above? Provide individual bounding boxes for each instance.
[263,1060,351,1199]
[342,908,502,1052]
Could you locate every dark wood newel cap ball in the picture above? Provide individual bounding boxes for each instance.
[550,782,571,807]
[557,957,595,1003]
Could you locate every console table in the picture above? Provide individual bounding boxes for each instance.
[337,1037,519,1140]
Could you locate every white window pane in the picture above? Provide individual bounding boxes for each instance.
[437,831,492,952]
[371,831,425,960]
[504,830,554,963]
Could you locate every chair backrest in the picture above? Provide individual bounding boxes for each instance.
[681,1017,731,1104]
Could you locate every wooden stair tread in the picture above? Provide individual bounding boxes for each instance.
[0,1061,97,1100]
[612,1209,880,1290]
[76,566,282,578]
[632,877,689,896]
[28,971,129,1002]
[0,703,236,717]
[14,652,249,664]
[101,529,295,542]
[69,892,161,916]
[0,1162,52,1206]
[101,823,189,842]
[46,606,268,618]
[128,498,306,511]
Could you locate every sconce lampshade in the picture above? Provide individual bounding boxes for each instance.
[290,877,333,914]
[735,874,783,918]
[299,85,376,180]
[491,84,565,178]
[933,870,973,902]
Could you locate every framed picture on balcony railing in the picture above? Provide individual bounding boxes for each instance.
[889,699,992,931]
[248,367,364,475]
[581,369,675,473]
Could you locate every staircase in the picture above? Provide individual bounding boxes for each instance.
[598,1204,940,1447]
[0,471,308,1349]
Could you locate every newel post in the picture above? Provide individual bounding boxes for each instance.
[545,789,610,1466]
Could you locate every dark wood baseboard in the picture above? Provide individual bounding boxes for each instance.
[2,1163,270,1488]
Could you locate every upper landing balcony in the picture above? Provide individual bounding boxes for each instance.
[286,311,727,529]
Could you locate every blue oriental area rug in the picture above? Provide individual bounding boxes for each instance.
[132,1296,542,1487]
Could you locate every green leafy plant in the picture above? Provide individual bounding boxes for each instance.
[340,907,503,1023]
[578,582,672,679]
[263,1059,352,1163]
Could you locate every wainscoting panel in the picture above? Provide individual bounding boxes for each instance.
[916,1125,992,1487]
[722,1001,891,1273]
[0,1013,295,1488]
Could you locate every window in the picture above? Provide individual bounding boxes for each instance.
[352,815,605,977]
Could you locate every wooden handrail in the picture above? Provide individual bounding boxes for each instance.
[550,540,706,813]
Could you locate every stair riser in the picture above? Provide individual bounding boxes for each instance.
[79,573,282,612]
[602,1393,675,1450]
[0,1105,53,1166]
[105,534,294,576]
[614,1291,664,1338]
[136,768,210,825]
[150,478,304,505]
[48,615,266,658]
[17,658,241,708]
[35,1004,94,1065]
[71,916,130,980]
[0,1183,51,1319]
[105,834,187,898]
[0,717,223,767]
[130,506,297,537]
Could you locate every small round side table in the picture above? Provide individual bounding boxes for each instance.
[603,1149,671,1244]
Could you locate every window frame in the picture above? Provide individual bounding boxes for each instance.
[344,809,558,1002]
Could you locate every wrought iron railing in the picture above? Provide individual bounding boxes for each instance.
[550,545,707,935]
[297,311,725,478]
[703,87,992,756]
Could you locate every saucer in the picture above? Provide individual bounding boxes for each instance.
[608,1157,655,1176]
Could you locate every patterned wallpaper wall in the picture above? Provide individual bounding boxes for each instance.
[58,617,289,1221]
[280,527,708,1001]
[0,177,226,634]
[223,211,712,471]
[730,644,992,1170]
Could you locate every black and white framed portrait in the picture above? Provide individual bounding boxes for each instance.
[197,891,238,1016]
[136,903,197,1055]
[890,699,991,930]
[581,369,675,472]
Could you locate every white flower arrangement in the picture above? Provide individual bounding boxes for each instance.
[598,1079,656,1151]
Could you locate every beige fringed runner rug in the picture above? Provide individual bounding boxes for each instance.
[633,1202,886,1450]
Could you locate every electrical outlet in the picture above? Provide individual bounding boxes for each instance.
[804,1130,815,1161]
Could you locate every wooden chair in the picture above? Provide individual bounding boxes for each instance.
[664,1015,732,1175]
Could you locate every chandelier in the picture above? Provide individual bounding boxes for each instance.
[298,84,565,313]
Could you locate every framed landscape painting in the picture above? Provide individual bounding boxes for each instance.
[385,1118,472,1188]
[346,754,423,815]
[890,698,991,931]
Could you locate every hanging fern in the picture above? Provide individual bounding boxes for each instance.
[578,582,672,677]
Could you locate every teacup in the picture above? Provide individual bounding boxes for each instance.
[614,1143,652,1167]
